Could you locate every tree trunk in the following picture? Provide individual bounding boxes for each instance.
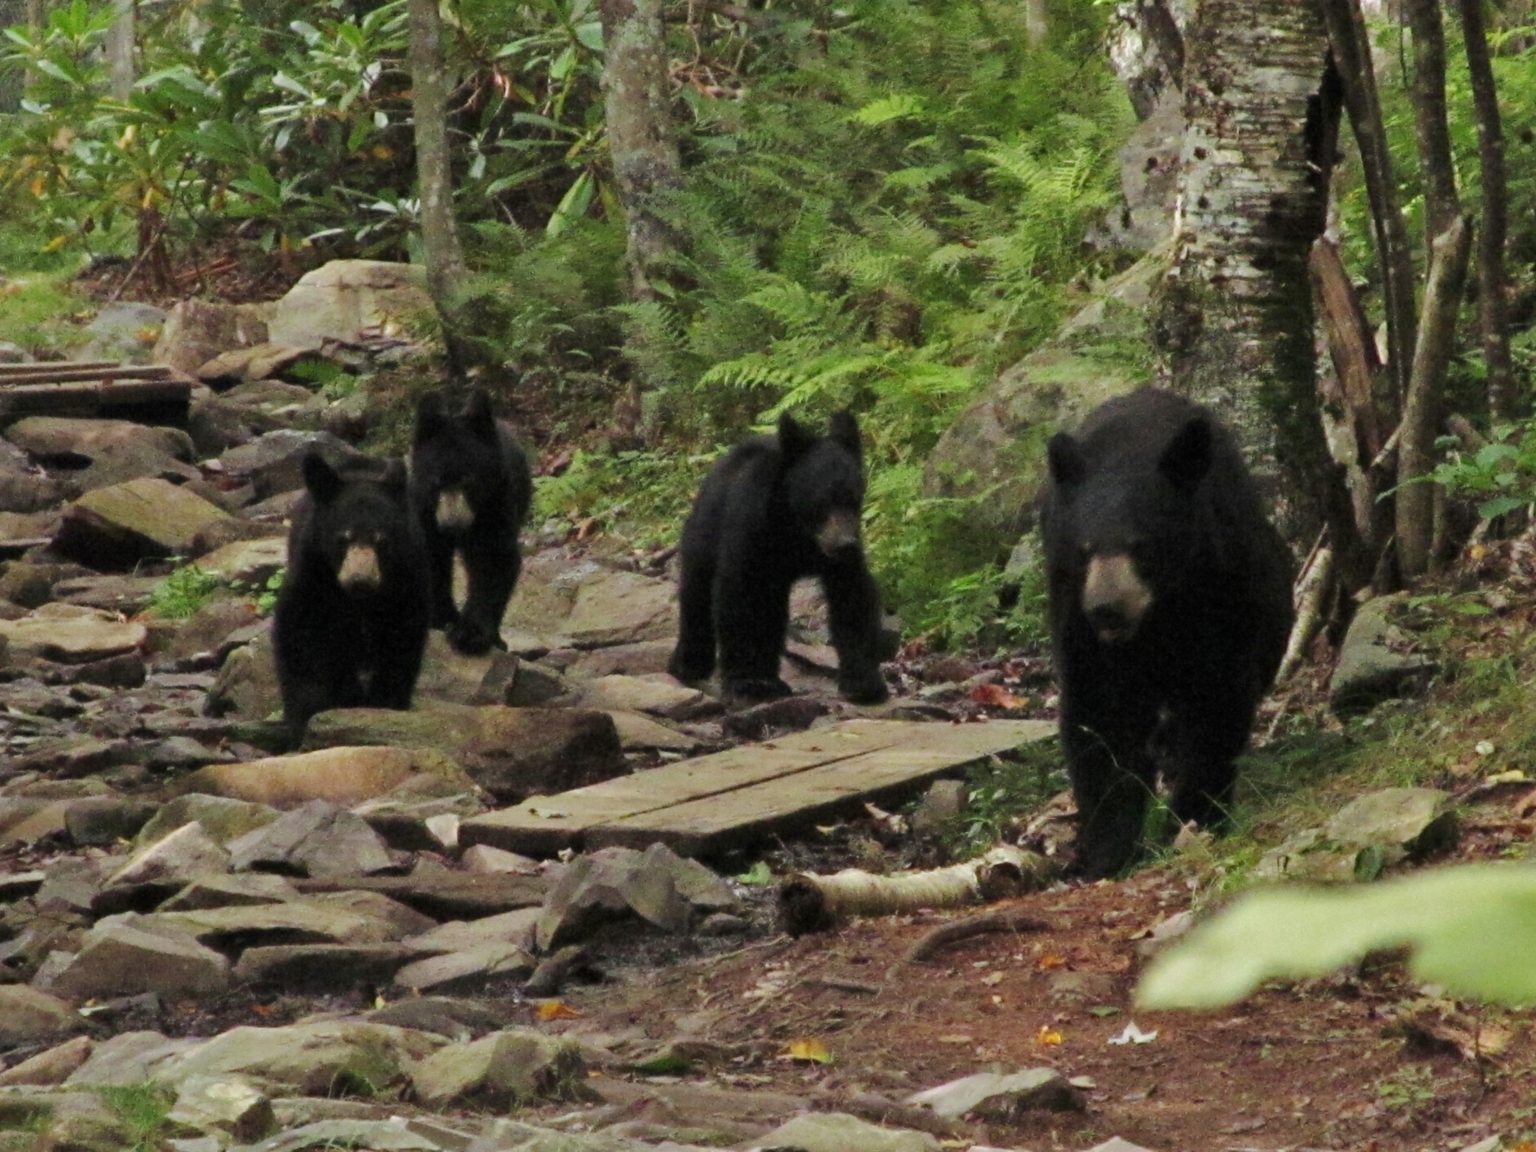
[407,0,472,378]
[1152,0,1339,541]
[1403,0,1459,238]
[600,0,685,437]
[1452,0,1516,420]
[1395,214,1472,578]
[1319,0,1417,408]
[107,0,134,102]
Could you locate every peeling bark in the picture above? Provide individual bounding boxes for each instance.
[1153,0,1338,540]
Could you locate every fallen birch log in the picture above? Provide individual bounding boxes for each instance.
[778,844,1057,935]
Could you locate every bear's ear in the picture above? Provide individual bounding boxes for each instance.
[1046,432,1087,488]
[828,410,862,458]
[463,388,497,439]
[777,412,812,460]
[1159,416,1213,490]
[303,452,345,504]
[415,394,448,446]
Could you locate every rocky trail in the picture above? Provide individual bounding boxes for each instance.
[2,265,1534,1152]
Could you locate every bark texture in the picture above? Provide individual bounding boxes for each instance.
[1152,0,1337,539]
[407,0,471,375]
[1453,0,1516,419]
[600,0,684,304]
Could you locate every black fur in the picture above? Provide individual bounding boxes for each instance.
[669,410,888,705]
[273,452,431,743]
[409,388,534,655]
[1040,388,1295,878]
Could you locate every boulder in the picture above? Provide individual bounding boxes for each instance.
[266,260,432,350]
[54,477,234,567]
[303,703,626,803]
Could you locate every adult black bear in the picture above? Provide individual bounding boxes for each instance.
[1040,388,1294,878]
[668,410,888,705]
[410,389,534,655]
[273,452,431,743]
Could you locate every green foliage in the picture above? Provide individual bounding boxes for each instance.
[147,563,284,619]
[534,447,712,550]
[1138,864,1536,1011]
[1425,422,1536,520]
[95,1083,173,1152]
[946,738,1067,857]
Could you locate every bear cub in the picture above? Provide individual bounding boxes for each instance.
[669,410,888,705]
[410,388,534,655]
[1040,388,1294,878]
[274,451,431,743]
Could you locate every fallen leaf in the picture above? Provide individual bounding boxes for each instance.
[782,1038,833,1064]
[969,682,1028,709]
[1037,953,1068,971]
[536,1000,583,1021]
[1036,1025,1064,1045]
[1108,1021,1158,1045]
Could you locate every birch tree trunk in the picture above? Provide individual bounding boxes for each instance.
[600,0,685,436]
[107,0,134,102]
[1152,0,1339,539]
[407,0,472,377]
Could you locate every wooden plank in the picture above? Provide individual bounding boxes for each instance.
[588,719,1053,856]
[460,718,1051,858]
[0,375,191,425]
[0,365,176,384]
[459,719,925,856]
[0,361,133,380]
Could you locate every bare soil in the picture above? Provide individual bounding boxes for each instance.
[558,833,1536,1152]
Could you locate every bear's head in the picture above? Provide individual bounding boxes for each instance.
[302,452,416,596]
[412,388,505,533]
[779,410,867,559]
[1045,414,1214,644]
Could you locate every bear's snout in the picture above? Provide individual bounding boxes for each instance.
[815,510,862,557]
[1082,553,1152,643]
[337,543,383,593]
[435,488,475,533]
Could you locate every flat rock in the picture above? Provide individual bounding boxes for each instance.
[575,674,718,720]
[165,1074,276,1143]
[225,799,397,877]
[92,822,234,914]
[404,907,541,954]
[1323,787,1458,859]
[54,477,233,567]
[135,794,281,848]
[47,916,231,1001]
[63,796,158,847]
[155,1020,443,1095]
[136,896,430,951]
[391,942,536,996]
[193,536,287,585]
[4,415,196,493]
[0,604,147,664]
[64,1029,200,1086]
[410,1028,588,1109]
[177,746,475,808]
[290,870,547,920]
[906,1067,1086,1118]
[232,943,419,991]
[0,1035,94,1086]
[303,703,626,804]
[755,1112,939,1152]
[535,843,738,952]
[0,985,87,1053]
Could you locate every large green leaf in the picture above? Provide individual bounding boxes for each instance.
[1137,865,1536,1011]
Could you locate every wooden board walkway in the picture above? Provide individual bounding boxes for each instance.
[460,717,1053,859]
[0,362,192,425]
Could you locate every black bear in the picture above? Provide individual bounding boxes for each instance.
[1040,388,1294,878]
[273,451,431,743]
[409,389,534,656]
[668,410,889,705]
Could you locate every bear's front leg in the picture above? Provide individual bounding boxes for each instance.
[450,531,520,655]
[821,560,888,704]
[714,567,793,702]
[1060,688,1158,879]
